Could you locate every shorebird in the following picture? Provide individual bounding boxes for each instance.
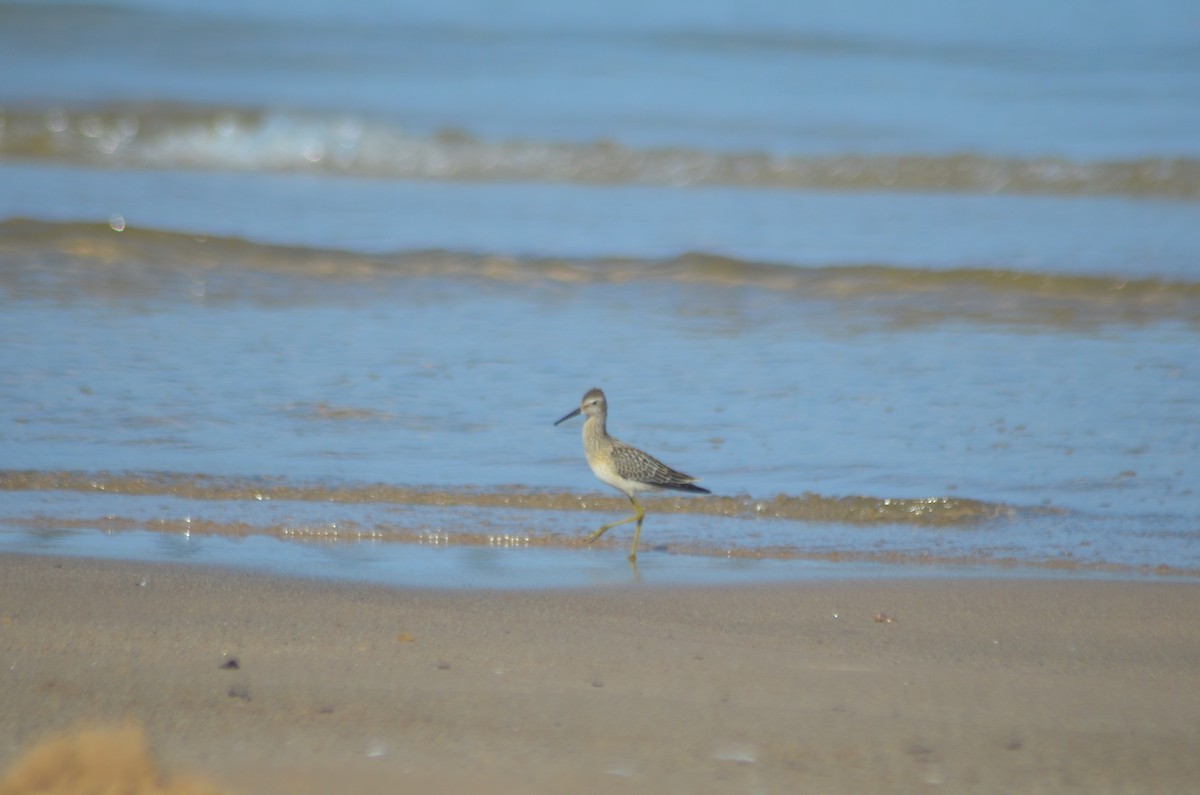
[554,388,710,561]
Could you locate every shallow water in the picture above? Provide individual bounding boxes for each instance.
[1,0,1197,585]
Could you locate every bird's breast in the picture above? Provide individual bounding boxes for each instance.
[586,452,653,496]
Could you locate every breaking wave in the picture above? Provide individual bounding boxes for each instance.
[2,105,1197,199]
[3,219,1198,326]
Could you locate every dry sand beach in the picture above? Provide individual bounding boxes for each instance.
[1,554,1197,794]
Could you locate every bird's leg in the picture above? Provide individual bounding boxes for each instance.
[627,496,646,562]
[587,495,645,551]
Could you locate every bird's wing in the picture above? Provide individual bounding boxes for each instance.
[609,441,699,488]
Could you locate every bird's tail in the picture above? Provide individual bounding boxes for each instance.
[660,483,711,495]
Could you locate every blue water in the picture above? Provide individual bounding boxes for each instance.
[4,0,1199,157]
[1,0,1197,585]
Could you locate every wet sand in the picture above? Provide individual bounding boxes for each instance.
[1,554,1197,794]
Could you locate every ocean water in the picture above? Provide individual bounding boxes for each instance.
[1,0,1197,587]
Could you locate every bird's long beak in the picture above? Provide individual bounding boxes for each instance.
[554,407,582,426]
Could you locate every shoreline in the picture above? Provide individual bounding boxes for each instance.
[4,532,1197,593]
[2,553,1198,793]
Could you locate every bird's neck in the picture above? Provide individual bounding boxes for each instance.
[582,413,608,443]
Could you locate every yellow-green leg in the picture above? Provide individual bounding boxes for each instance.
[587,495,645,560]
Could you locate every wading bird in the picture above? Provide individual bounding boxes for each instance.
[555,388,710,561]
